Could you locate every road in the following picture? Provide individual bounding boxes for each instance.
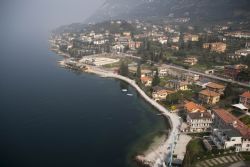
[165,64,250,88]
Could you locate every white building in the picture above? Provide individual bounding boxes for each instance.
[186,112,212,132]
[212,109,250,152]
[158,65,169,77]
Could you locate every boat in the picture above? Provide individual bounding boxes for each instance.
[122,89,128,92]
[126,93,133,96]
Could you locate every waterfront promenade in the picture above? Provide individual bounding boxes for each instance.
[86,66,181,167]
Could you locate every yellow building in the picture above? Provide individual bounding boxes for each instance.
[199,89,221,105]
[203,42,227,53]
[165,80,189,91]
[152,88,175,101]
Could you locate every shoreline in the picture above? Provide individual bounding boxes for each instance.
[85,66,181,167]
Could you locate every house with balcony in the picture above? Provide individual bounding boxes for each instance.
[187,112,212,132]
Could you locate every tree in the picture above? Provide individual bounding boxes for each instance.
[119,61,129,77]
[224,83,234,98]
[237,69,250,82]
[152,69,160,86]
[136,63,141,79]
[166,92,179,105]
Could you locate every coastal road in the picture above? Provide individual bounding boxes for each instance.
[165,64,250,88]
[87,66,181,167]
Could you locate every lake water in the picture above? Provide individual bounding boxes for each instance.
[0,34,168,167]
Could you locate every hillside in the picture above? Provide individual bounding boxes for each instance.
[87,0,250,23]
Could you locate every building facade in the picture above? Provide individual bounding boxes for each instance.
[187,112,212,132]
[199,89,221,105]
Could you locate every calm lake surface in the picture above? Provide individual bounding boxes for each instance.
[0,33,168,167]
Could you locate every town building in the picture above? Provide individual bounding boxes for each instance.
[225,32,250,39]
[224,64,248,79]
[239,91,250,109]
[183,57,198,66]
[199,89,221,105]
[203,42,227,53]
[212,109,250,152]
[235,49,250,57]
[206,82,226,95]
[158,36,168,44]
[165,80,189,91]
[171,36,180,43]
[183,33,199,42]
[128,41,142,50]
[152,86,174,101]
[141,76,152,87]
[123,32,131,37]
[158,65,169,78]
[184,101,206,113]
[187,112,212,132]
[183,73,200,82]
[112,44,125,53]
[171,45,179,51]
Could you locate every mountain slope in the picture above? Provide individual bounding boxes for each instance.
[87,0,250,23]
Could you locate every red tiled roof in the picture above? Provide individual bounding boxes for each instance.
[213,109,237,124]
[240,91,250,99]
[184,101,206,113]
[141,76,152,82]
[213,109,250,139]
[199,89,220,97]
[207,82,225,89]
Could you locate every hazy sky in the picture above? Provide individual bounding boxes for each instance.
[0,0,104,35]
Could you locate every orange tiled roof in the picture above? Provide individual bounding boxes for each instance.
[184,101,206,113]
[213,109,237,124]
[240,91,250,99]
[141,76,152,82]
[155,89,175,95]
[199,89,220,97]
[213,109,250,139]
[207,82,225,89]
